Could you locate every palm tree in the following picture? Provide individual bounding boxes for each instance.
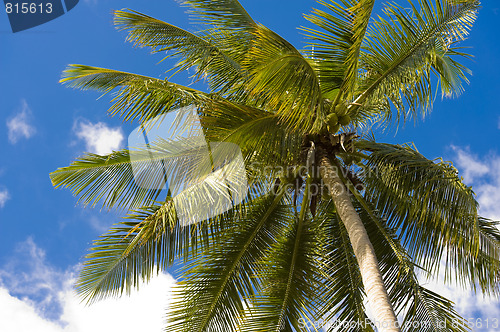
[50,0,500,331]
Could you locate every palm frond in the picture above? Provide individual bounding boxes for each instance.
[51,148,163,210]
[315,201,375,332]
[201,101,303,168]
[353,0,478,126]
[243,24,323,132]
[167,189,290,332]
[60,65,208,123]
[340,0,376,101]
[317,173,470,331]
[114,10,246,93]
[179,0,255,29]
[50,136,225,210]
[340,174,471,332]
[302,0,356,96]
[242,178,323,332]
[76,202,177,302]
[358,140,500,294]
[76,196,247,303]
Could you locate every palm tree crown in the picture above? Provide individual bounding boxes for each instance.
[51,1,499,331]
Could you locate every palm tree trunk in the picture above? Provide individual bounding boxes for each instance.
[318,152,400,332]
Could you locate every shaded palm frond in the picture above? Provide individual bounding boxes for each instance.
[167,189,291,332]
[315,201,375,332]
[341,175,471,332]
[241,178,323,332]
[317,173,470,331]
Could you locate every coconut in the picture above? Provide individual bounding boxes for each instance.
[338,114,351,126]
[335,104,347,116]
[328,123,340,134]
[327,113,338,127]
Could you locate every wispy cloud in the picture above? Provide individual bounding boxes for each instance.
[418,145,500,327]
[0,187,9,208]
[421,262,500,326]
[451,145,500,220]
[74,119,124,155]
[0,238,175,332]
[6,100,36,144]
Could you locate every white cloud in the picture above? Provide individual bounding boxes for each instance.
[450,145,490,183]
[451,146,500,220]
[417,145,500,327]
[6,100,36,144]
[0,187,9,208]
[74,119,124,155]
[420,265,500,327]
[0,238,175,332]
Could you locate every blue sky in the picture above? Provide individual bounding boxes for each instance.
[0,0,499,331]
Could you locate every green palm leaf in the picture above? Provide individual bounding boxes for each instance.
[179,0,255,29]
[302,0,356,96]
[76,202,177,302]
[60,65,207,123]
[167,188,290,332]
[50,137,219,210]
[241,178,322,332]
[353,0,478,125]
[358,140,500,294]
[201,101,303,167]
[242,25,323,132]
[315,201,375,332]
[114,9,245,93]
[338,0,376,101]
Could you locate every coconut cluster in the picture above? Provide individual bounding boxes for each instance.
[326,104,350,134]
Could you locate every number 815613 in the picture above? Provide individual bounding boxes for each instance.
[5,2,53,14]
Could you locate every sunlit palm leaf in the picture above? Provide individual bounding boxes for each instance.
[358,140,500,294]
[201,101,303,167]
[243,25,323,132]
[50,138,219,210]
[60,65,208,123]
[353,0,478,125]
[179,0,255,29]
[114,9,246,93]
[302,0,356,96]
